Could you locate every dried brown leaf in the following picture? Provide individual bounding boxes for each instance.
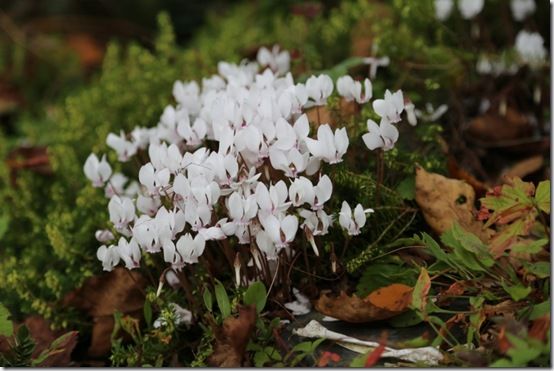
[63,268,146,357]
[208,304,257,367]
[315,285,412,323]
[415,166,489,240]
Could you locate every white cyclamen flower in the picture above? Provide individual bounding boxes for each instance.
[257,45,290,76]
[108,196,136,231]
[362,119,399,151]
[305,124,349,164]
[404,101,417,126]
[163,233,206,270]
[515,30,547,67]
[458,0,484,19]
[106,131,137,162]
[339,201,372,236]
[511,0,535,21]
[139,163,171,195]
[84,153,112,187]
[305,74,333,106]
[434,0,454,21]
[259,213,299,248]
[284,288,311,316]
[373,89,404,124]
[116,237,141,270]
[336,75,373,104]
[104,172,128,198]
[415,103,448,122]
[95,229,115,243]
[97,244,120,271]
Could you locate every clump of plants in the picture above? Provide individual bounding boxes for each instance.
[0,0,549,367]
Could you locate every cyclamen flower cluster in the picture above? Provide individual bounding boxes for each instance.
[84,46,408,274]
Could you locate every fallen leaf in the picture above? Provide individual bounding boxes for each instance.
[415,166,489,239]
[442,281,467,297]
[500,155,544,181]
[208,304,257,367]
[22,315,56,358]
[0,315,77,366]
[63,267,147,357]
[365,283,413,312]
[466,108,532,144]
[315,284,412,323]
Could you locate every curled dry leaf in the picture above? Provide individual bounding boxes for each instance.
[208,304,257,367]
[315,284,412,323]
[415,166,489,240]
[500,155,544,181]
[63,267,147,357]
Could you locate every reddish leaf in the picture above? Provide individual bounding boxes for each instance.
[365,333,387,367]
[528,315,550,342]
[317,351,341,367]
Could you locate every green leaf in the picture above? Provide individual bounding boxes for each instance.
[0,213,9,240]
[0,303,13,337]
[203,289,213,312]
[530,300,550,320]
[291,341,313,353]
[254,351,270,367]
[441,222,494,269]
[388,309,423,328]
[243,281,267,314]
[214,280,231,318]
[535,180,550,214]
[356,261,418,296]
[490,358,514,367]
[143,300,152,327]
[501,281,532,301]
[523,261,550,278]
[411,268,431,314]
[350,353,369,367]
[31,331,78,366]
[310,338,326,352]
[396,176,416,200]
[511,239,548,255]
[505,334,541,365]
[265,346,282,361]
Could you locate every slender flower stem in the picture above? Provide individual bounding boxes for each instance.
[375,148,384,206]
